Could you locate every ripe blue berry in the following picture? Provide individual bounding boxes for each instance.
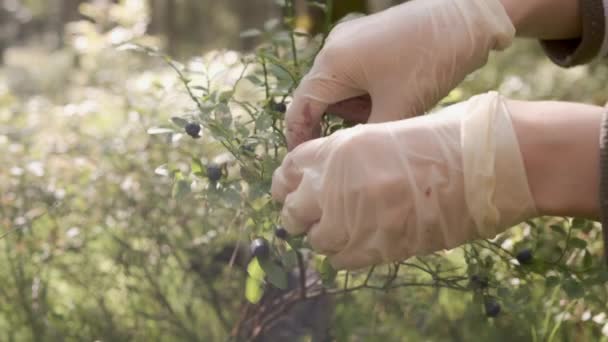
[206,164,222,182]
[240,144,255,154]
[272,102,286,113]
[250,238,270,260]
[516,249,533,265]
[185,123,201,138]
[470,275,489,289]
[484,298,501,317]
[275,227,288,240]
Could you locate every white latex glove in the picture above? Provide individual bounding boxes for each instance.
[286,0,515,149]
[272,92,537,270]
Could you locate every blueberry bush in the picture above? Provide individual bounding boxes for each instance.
[2,1,608,341]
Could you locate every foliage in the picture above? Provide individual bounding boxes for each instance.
[2,0,608,341]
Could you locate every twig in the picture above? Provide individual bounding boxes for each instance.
[295,249,307,299]
[288,0,298,69]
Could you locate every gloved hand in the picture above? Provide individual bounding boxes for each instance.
[286,0,515,149]
[272,92,537,270]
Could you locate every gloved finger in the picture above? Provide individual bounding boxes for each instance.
[271,137,329,202]
[307,218,348,256]
[311,205,385,270]
[271,156,303,203]
[286,73,365,150]
[280,174,322,236]
[368,90,425,123]
[326,94,372,123]
[328,246,382,271]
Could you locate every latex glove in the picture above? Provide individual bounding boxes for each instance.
[286,0,515,149]
[272,92,537,270]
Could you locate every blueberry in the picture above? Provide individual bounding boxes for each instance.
[250,238,270,260]
[206,164,222,182]
[272,102,287,114]
[240,144,255,154]
[484,298,501,318]
[185,123,201,138]
[275,227,288,240]
[470,275,489,289]
[516,249,533,265]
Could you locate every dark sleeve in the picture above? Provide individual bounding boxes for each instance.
[540,0,606,67]
[599,110,608,263]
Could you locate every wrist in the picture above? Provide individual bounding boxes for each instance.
[508,99,602,219]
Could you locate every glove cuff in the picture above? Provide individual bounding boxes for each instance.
[460,92,538,239]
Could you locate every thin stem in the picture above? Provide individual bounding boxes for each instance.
[363,266,376,285]
[288,0,298,69]
[343,271,350,294]
[295,249,307,299]
[165,58,204,113]
[545,299,578,342]
[552,221,573,265]
[261,55,270,101]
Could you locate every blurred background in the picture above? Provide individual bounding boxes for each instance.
[0,0,398,59]
[3,1,608,341]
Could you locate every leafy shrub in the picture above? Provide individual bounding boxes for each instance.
[2,1,608,341]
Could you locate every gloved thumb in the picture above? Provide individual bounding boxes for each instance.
[367,87,427,123]
[286,69,365,150]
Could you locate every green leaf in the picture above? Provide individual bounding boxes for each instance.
[286,236,304,250]
[240,29,263,38]
[268,63,294,83]
[245,277,264,304]
[597,270,608,283]
[250,195,270,211]
[221,187,242,207]
[247,257,265,281]
[245,260,265,305]
[191,158,203,176]
[550,224,566,236]
[545,276,560,288]
[318,257,337,286]
[255,114,273,131]
[240,166,259,183]
[147,127,174,135]
[583,249,593,268]
[245,75,263,86]
[496,287,510,298]
[569,238,587,249]
[282,249,298,270]
[214,103,232,128]
[563,279,584,298]
[483,255,494,269]
[116,43,146,52]
[571,218,588,229]
[206,121,225,138]
[199,104,215,118]
[526,220,537,229]
[258,257,288,290]
[191,85,208,92]
[171,117,189,128]
[217,91,234,103]
[172,179,190,199]
[293,31,311,38]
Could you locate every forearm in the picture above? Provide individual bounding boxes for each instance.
[500,0,581,39]
[508,99,602,219]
